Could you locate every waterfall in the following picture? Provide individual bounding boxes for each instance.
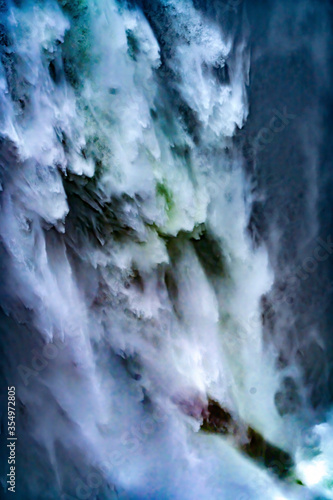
[0,1,332,499]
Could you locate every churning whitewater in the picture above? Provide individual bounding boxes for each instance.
[0,0,333,499]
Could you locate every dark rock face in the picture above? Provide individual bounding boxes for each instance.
[201,398,294,479]
[243,428,293,479]
[201,399,237,435]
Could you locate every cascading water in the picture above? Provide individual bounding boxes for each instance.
[0,0,332,499]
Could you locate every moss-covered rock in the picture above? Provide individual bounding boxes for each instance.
[156,181,175,214]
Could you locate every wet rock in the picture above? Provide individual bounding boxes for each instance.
[243,427,293,478]
[201,398,238,435]
[200,398,294,480]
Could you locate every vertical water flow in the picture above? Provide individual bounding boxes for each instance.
[0,1,323,499]
[243,2,333,496]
